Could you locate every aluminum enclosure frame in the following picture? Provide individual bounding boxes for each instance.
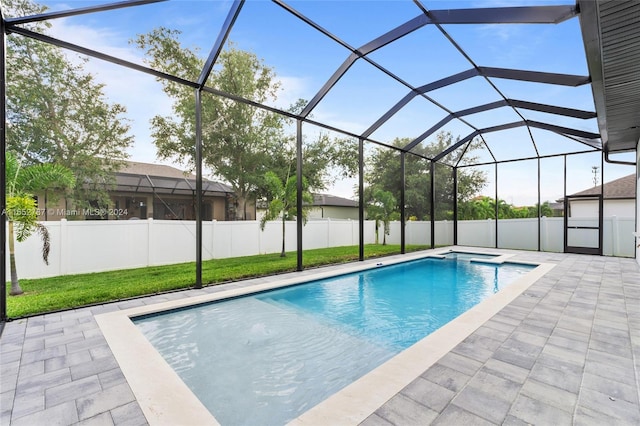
[0,0,618,321]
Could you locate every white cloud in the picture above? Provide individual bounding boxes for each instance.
[46,18,174,164]
[272,75,311,111]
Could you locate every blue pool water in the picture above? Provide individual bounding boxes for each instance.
[134,253,534,425]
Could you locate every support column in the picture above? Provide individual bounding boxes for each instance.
[296,120,303,271]
[400,152,406,254]
[358,138,364,261]
[537,157,541,251]
[1,19,8,321]
[453,166,458,246]
[494,163,498,249]
[194,89,203,288]
[430,161,435,249]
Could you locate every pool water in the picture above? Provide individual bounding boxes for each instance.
[134,253,534,425]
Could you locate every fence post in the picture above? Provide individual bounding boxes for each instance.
[147,218,153,266]
[58,219,68,275]
[349,218,354,246]
[327,218,331,248]
[212,220,219,258]
[487,218,494,248]
[541,216,547,252]
[443,220,448,246]
[612,215,619,256]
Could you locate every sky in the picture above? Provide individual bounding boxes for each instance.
[20,0,638,206]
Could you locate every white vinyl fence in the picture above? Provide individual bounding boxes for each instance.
[10,216,636,279]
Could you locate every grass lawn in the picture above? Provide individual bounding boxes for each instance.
[6,244,428,318]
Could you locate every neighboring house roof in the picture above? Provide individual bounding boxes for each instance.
[119,161,197,180]
[569,173,636,199]
[312,194,359,208]
[548,202,564,211]
[114,161,234,196]
[257,193,359,210]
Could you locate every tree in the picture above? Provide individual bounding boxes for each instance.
[5,0,133,210]
[134,30,358,219]
[267,129,358,198]
[366,189,398,245]
[5,152,75,295]
[259,170,313,257]
[134,30,284,219]
[458,197,557,220]
[458,196,495,220]
[530,202,554,218]
[365,132,487,220]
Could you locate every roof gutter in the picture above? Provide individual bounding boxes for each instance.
[604,149,636,166]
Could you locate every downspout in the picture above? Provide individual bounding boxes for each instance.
[604,148,636,259]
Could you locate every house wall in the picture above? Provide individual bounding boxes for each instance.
[212,197,227,221]
[34,195,68,221]
[307,206,359,220]
[568,199,635,218]
[637,142,640,265]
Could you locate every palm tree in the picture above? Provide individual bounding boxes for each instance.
[367,189,398,245]
[6,152,75,295]
[259,170,313,257]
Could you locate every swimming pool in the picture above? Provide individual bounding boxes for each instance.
[131,251,534,425]
[96,249,554,425]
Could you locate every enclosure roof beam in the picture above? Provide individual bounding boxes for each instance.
[415,0,591,162]
[455,100,509,117]
[526,121,601,148]
[403,115,457,152]
[456,148,600,168]
[7,24,409,158]
[508,100,597,119]
[432,121,525,162]
[300,53,359,118]
[432,131,480,163]
[427,5,578,25]
[6,26,200,89]
[431,120,601,162]
[358,14,430,56]
[274,1,481,135]
[5,0,166,25]
[356,4,577,56]
[480,67,590,87]
[197,0,244,88]
[402,100,508,152]
[361,69,480,139]
[286,0,579,119]
[362,67,590,139]
[401,99,596,152]
[292,11,435,118]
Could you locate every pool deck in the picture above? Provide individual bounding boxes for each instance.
[1,247,639,425]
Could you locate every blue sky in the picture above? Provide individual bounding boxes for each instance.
[29,0,637,205]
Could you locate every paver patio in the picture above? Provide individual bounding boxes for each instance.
[1,248,639,425]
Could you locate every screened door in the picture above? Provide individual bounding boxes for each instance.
[564,195,603,255]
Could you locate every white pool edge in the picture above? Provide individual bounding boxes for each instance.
[96,248,555,426]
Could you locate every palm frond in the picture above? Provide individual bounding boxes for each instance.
[35,223,51,265]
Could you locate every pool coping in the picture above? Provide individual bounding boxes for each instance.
[95,248,555,426]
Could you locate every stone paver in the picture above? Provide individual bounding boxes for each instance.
[365,251,640,425]
[0,249,638,425]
